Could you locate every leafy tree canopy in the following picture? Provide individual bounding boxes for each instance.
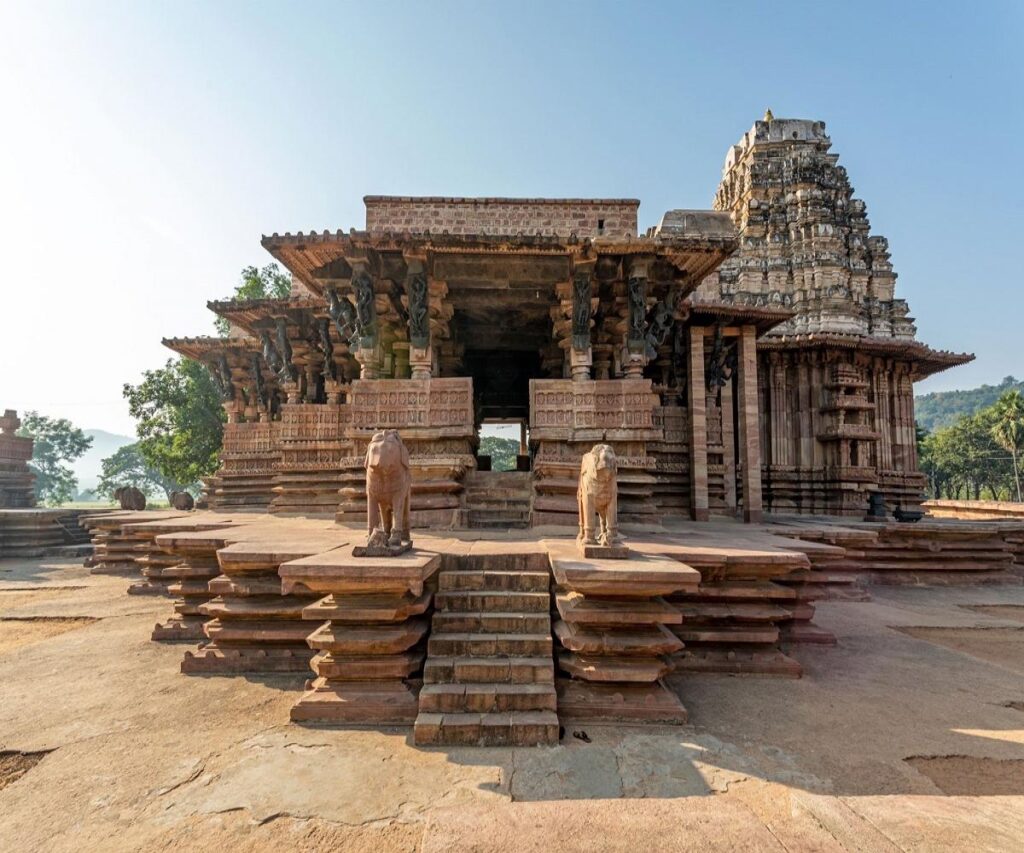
[915,375,1024,433]
[96,442,192,501]
[479,436,519,472]
[214,263,291,336]
[123,357,225,487]
[16,412,92,506]
[918,390,1023,502]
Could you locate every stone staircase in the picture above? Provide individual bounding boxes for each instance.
[413,557,558,746]
[464,471,532,529]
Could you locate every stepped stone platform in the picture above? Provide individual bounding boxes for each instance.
[82,511,187,575]
[0,508,93,558]
[77,509,1024,737]
[281,544,443,724]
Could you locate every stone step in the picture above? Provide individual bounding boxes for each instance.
[434,590,550,613]
[467,518,531,530]
[414,711,559,746]
[432,610,550,635]
[438,570,550,592]
[465,501,531,513]
[427,632,552,657]
[424,655,555,684]
[418,683,557,713]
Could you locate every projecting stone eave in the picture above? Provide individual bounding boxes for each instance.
[162,335,258,361]
[756,333,974,381]
[261,227,738,295]
[684,299,795,336]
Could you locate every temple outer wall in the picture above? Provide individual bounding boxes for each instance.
[364,196,639,238]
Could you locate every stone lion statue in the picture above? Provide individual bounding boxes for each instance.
[169,491,195,511]
[577,444,620,547]
[114,486,147,511]
[364,429,412,551]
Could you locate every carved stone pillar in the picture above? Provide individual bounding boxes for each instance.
[405,257,432,380]
[323,380,343,405]
[687,326,709,521]
[570,267,593,381]
[623,259,649,379]
[721,378,737,512]
[737,325,763,523]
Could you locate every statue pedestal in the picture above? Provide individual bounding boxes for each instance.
[546,539,699,724]
[280,546,441,724]
[353,541,412,558]
[578,542,629,560]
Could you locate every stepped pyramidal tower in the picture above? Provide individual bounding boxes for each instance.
[696,113,969,514]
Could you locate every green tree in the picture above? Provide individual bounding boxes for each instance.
[96,442,192,501]
[16,412,92,506]
[991,390,1024,501]
[123,357,225,487]
[479,436,519,472]
[214,263,291,336]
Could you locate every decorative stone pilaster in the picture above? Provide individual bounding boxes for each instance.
[737,325,763,522]
[687,326,709,521]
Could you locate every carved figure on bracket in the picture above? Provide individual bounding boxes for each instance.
[626,275,647,353]
[274,317,298,384]
[209,354,234,402]
[114,486,147,511]
[260,330,284,377]
[705,324,735,396]
[317,318,336,383]
[407,271,430,349]
[249,353,267,412]
[571,270,592,352]
[644,299,675,359]
[352,269,378,347]
[326,286,359,343]
[355,429,412,557]
[577,444,626,558]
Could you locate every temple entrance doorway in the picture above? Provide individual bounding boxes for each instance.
[464,349,540,473]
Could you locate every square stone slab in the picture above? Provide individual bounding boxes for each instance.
[280,546,442,597]
[546,541,700,597]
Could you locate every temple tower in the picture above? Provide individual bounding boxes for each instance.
[697,114,970,514]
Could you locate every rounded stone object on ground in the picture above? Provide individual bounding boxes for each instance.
[170,491,195,511]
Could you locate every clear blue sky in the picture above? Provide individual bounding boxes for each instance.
[2,1,1021,435]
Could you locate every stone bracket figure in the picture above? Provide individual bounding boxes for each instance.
[407,270,430,349]
[356,429,412,557]
[577,444,626,558]
[326,286,359,343]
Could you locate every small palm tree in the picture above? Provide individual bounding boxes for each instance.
[991,391,1024,501]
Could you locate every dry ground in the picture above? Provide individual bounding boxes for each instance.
[1,555,1023,851]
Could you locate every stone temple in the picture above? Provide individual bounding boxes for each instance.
[65,113,1014,747]
[166,114,969,522]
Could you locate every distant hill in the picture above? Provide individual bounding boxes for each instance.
[73,428,135,491]
[915,376,1024,433]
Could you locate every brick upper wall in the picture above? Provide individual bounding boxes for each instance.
[364,196,639,238]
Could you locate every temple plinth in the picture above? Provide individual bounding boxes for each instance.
[280,545,441,723]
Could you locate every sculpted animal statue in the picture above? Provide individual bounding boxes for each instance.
[577,444,620,547]
[114,486,147,511]
[364,429,412,551]
[169,491,195,511]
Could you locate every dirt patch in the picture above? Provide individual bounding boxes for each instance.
[906,756,1024,795]
[0,751,50,792]
[0,617,98,654]
[0,587,85,612]
[961,604,1024,623]
[897,626,1024,674]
